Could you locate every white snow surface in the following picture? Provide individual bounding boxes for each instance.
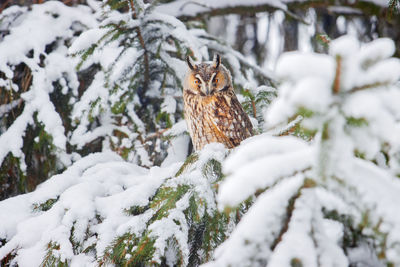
[161,134,190,167]
[204,174,305,267]
[219,134,315,208]
[267,189,348,267]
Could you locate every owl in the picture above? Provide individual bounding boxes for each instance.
[183,54,253,151]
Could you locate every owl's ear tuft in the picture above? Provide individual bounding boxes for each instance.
[186,56,196,70]
[212,54,221,69]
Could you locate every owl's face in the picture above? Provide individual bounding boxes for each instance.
[184,54,232,96]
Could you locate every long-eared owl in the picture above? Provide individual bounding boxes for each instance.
[183,54,253,151]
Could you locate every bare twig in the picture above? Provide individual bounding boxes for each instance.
[251,98,257,119]
[347,81,393,94]
[179,1,210,11]
[175,2,310,25]
[332,55,341,94]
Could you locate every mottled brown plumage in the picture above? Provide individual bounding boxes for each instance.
[183,55,253,151]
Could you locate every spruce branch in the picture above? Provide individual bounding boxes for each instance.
[270,185,302,251]
[174,1,310,25]
[388,0,399,20]
[129,0,150,98]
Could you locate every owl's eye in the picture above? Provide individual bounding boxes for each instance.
[213,78,219,87]
[194,79,200,85]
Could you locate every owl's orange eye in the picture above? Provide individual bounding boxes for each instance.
[213,78,219,87]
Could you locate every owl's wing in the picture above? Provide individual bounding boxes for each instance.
[208,94,253,148]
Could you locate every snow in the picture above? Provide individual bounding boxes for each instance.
[0,137,228,266]
[161,95,177,114]
[270,189,349,267]
[1,0,400,265]
[344,158,400,260]
[327,6,364,15]
[275,52,335,84]
[66,0,230,166]
[0,100,22,117]
[163,120,188,137]
[347,243,383,267]
[110,49,143,83]
[343,89,400,159]
[267,36,400,135]
[160,51,190,82]
[204,174,305,267]
[219,134,314,208]
[0,1,98,169]
[0,152,180,266]
[362,0,390,7]
[265,52,335,126]
[161,135,190,167]
[358,37,395,66]
[209,35,400,267]
[264,11,285,70]
[155,0,287,18]
[0,2,95,72]
[148,192,190,265]
[329,35,400,91]
[68,28,109,55]
[267,190,318,267]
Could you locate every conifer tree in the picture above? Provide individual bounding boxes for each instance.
[0,0,274,200]
[0,144,244,266]
[0,1,99,199]
[2,1,399,267]
[208,36,400,267]
[69,0,274,167]
[0,1,271,266]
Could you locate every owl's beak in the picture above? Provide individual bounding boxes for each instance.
[205,74,216,95]
[203,85,213,96]
[200,83,211,96]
